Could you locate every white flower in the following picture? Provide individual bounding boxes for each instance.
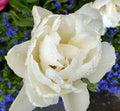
[93,0,120,28]
[6,3,115,111]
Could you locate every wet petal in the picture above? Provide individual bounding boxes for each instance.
[75,3,104,34]
[93,0,120,27]
[32,6,53,34]
[59,49,88,80]
[93,0,110,9]
[5,41,30,78]
[61,80,90,111]
[25,78,59,107]
[59,43,100,82]
[9,86,35,111]
[58,14,76,43]
[86,42,116,83]
[28,55,61,93]
[58,44,79,59]
[39,32,64,70]
[46,67,64,85]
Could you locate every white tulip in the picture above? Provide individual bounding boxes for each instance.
[6,3,115,111]
[93,0,120,28]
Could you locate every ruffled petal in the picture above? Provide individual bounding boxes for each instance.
[75,3,104,35]
[25,62,59,106]
[93,0,120,27]
[25,78,59,107]
[9,85,35,111]
[61,80,90,111]
[86,42,116,83]
[58,14,76,43]
[39,32,64,70]
[5,41,30,78]
[32,6,53,35]
[28,55,61,93]
[93,0,110,9]
[59,43,101,82]
[58,44,79,59]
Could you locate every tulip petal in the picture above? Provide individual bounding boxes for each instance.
[39,32,64,70]
[93,0,110,9]
[62,80,90,111]
[58,44,79,59]
[46,67,64,85]
[9,86,35,111]
[86,42,116,83]
[58,14,76,43]
[5,41,30,78]
[75,3,104,35]
[115,0,120,6]
[32,6,53,34]
[25,77,59,107]
[93,0,120,27]
[59,43,101,82]
[28,55,61,93]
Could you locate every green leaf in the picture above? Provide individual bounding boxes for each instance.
[8,11,34,27]
[88,83,98,92]
[9,0,31,13]
[0,95,5,102]
[25,0,39,3]
[43,0,54,8]
[7,89,15,94]
[81,78,90,84]
[81,78,98,92]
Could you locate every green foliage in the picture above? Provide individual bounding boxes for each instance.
[8,11,33,27]
[81,78,99,92]
[9,0,31,13]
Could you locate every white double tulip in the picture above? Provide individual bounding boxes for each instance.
[93,0,120,28]
[6,3,115,111]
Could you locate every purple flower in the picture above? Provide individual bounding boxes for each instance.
[2,20,10,27]
[2,13,8,19]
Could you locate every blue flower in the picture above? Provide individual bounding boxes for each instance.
[24,30,30,36]
[4,94,15,102]
[14,26,18,32]
[51,2,61,8]
[2,20,10,27]
[111,80,119,85]
[13,40,18,45]
[0,77,3,81]
[0,38,6,43]
[63,10,68,14]
[68,0,74,8]
[0,107,6,111]
[54,2,61,8]
[0,49,5,55]
[21,13,27,18]
[115,52,119,57]
[6,46,11,50]
[2,13,8,19]
[105,28,119,38]
[22,37,29,42]
[0,90,2,96]
[6,27,16,38]
[6,81,11,87]
[108,87,120,94]
[113,63,119,69]
[58,97,63,104]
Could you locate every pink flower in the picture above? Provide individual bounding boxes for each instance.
[0,0,8,11]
